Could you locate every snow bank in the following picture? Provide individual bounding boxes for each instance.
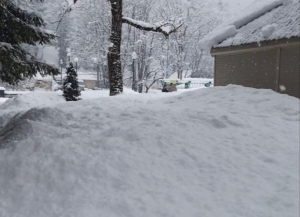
[200,0,285,50]
[0,98,8,105]
[0,87,5,90]
[0,85,299,217]
[0,92,64,129]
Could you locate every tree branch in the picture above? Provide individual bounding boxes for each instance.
[122,17,184,38]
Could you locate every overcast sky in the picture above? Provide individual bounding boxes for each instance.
[222,0,256,14]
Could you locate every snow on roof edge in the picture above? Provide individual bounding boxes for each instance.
[199,26,237,52]
[199,0,286,51]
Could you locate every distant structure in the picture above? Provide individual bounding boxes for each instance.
[208,1,299,98]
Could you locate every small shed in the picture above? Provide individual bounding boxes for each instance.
[83,79,97,89]
[208,1,300,98]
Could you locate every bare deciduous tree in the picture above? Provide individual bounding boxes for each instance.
[106,0,183,96]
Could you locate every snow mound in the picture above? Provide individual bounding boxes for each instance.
[0,92,64,129]
[0,85,299,217]
[261,24,277,38]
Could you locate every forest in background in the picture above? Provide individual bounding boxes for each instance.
[1,0,229,90]
[55,0,228,80]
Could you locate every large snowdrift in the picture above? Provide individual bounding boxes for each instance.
[0,92,65,129]
[0,85,299,217]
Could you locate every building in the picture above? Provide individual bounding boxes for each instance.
[83,79,97,89]
[209,1,299,98]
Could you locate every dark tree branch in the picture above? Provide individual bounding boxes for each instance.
[122,17,184,38]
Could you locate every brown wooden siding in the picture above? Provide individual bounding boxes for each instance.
[279,45,300,98]
[214,49,277,90]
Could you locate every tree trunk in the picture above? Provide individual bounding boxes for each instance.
[107,0,123,96]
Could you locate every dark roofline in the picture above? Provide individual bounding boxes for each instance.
[211,37,300,56]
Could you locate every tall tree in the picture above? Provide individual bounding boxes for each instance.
[67,0,226,93]
[0,0,59,84]
[70,0,182,96]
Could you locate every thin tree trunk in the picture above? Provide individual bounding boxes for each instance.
[107,0,123,96]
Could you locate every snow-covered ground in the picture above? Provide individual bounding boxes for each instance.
[0,85,299,217]
[0,98,8,105]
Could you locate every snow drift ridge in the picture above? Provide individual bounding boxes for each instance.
[0,85,299,217]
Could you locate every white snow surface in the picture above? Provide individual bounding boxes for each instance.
[261,24,278,38]
[0,85,299,217]
[0,98,8,105]
[199,25,238,51]
[0,91,65,129]
[200,0,289,50]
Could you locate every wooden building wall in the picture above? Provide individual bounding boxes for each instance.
[212,41,300,98]
[279,45,300,98]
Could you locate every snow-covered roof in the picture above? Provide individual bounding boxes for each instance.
[215,1,299,48]
[200,0,299,50]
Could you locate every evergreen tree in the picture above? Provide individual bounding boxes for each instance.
[63,62,81,101]
[0,0,59,84]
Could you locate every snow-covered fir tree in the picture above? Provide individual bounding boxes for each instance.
[63,62,81,101]
[0,0,59,84]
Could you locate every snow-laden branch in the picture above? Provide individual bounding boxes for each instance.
[122,17,184,37]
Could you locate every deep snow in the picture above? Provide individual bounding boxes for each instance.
[0,85,299,217]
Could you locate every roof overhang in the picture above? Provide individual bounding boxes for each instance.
[211,37,300,56]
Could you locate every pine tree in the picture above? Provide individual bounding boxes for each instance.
[63,62,81,101]
[0,0,59,84]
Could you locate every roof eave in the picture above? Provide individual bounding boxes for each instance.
[211,36,300,56]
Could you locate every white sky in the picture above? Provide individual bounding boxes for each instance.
[222,0,256,14]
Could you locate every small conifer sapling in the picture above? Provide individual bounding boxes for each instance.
[63,62,81,101]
